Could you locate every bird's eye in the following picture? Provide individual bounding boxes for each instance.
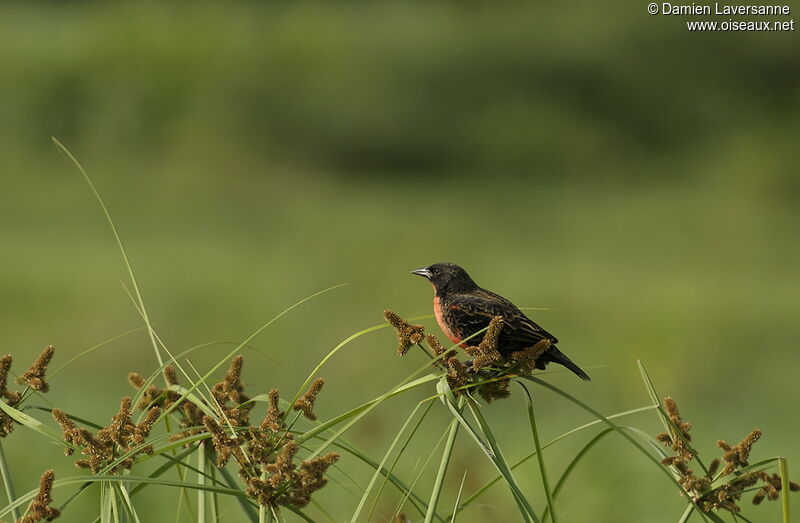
[431,267,439,275]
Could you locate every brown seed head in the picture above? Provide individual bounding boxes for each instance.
[463,317,506,371]
[202,416,236,467]
[164,366,179,386]
[384,310,425,356]
[212,355,248,406]
[52,408,81,455]
[293,378,325,420]
[707,458,720,477]
[477,378,511,403]
[426,334,446,357]
[510,339,552,375]
[444,357,470,390]
[127,372,145,389]
[261,389,284,433]
[0,355,13,395]
[20,469,60,523]
[718,428,762,476]
[132,407,160,445]
[17,345,55,393]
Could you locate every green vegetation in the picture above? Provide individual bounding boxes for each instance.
[0,265,795,521]
[1,2,798,520]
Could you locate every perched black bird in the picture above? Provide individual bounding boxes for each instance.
[411,262,590,381]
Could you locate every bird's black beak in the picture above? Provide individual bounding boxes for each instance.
[411,267,432,279]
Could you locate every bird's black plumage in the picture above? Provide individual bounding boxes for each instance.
[412,262,590,381]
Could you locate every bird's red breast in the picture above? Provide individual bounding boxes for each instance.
[433,296,466,347]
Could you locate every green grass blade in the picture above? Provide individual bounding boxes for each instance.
[128,447,198,496]
[436,379,537,522]
[542,428,613,522]
[426,417,460,523]
[101,481,113,523]
[121,289,214,409]
[636,360,668,430]
[778,457,790,523]
[217,466,259,522]
[198,443,206,523]
[49,326,147,379]
[0,399,72,448]
[166,385,218,419]
[350,402,425,522]
[208,464,219,523]
[678,503,695,523]
[637,360,708,475]
[0,441,19,521]
[367,401,435,521]
[450,471,467,523]
[426,383,465,523]
[27,406,104,430]
[331,438,434,521]
[52,137,164,368]
[392,427,452,522]
[521,375,724,523]
[465,397,539,523]
[159,283,346,423]
[288,322,391,416]
[447,404,656,518]
[131,340,251,419]
[1,476,249,519]
[436,382,493,458]
[116,483,141,523]
[56,433,214,516]
[299,374,439,455]
[87,429,213,480]
[166,415,196,523]
[709,456,785,489]
[519,384,557,523]
[288,313,454,420]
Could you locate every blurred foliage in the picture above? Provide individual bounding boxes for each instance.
[2,2,799,186]
[0,1,798,521]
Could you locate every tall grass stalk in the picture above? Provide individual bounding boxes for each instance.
[392,428,452,521]
[448,404,656,518]
[520,384,557,523]
[521,376,723,523]
[52,138,164,369]
[366,401,436,521]
[542,428,613,522]
[351,402,425,522]
[0,441,19,521]
[637,361,709,475]
[450,471,467,523]
[779,458,791,523]
[197,444,206,523]
[678,504,695,523]
[3,147,793,521]
[425,399,465,523]
[157,283,346,423]
[465,398,539,523]
[208,465,219,523]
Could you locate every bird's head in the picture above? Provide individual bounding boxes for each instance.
[411,263,478,295]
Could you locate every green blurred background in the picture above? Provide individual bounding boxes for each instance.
[1,2,798,521]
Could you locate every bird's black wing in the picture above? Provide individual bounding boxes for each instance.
[452,288,558,346]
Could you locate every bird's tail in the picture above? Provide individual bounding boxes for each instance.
[546,347,591,381]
